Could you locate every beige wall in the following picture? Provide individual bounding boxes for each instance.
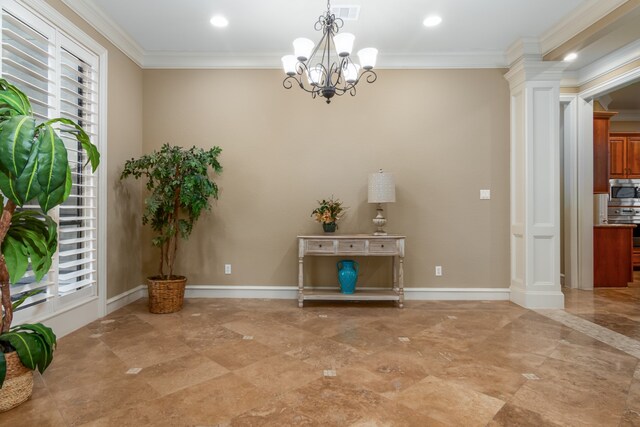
[610,121,640,132]
[45,1,144,298]
[142,69,510,289]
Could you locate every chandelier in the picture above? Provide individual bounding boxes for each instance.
[281,0,378,104]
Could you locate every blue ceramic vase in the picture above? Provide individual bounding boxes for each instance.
[337,260,359,294]
[323,222,337,233]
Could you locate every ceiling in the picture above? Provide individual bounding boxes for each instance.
[82,0,590,67]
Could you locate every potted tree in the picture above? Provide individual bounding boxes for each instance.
[121,144,222,314]
[0,79,100,411]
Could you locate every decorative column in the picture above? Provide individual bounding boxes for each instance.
[504,44,566,309]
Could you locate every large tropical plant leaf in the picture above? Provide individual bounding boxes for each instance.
[1,331,43,371]
[0,78,32,117]
[0,115,38,205]
[1,235,29,284]
[36,123,68,212]
[6,211,57,283]
[44,118,100,172]
[12,323,56,371]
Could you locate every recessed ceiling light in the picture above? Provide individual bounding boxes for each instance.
[210,15,229,28]
[564,52,578,62]
[423,15,442,27]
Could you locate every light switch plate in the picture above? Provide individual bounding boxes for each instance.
[480,189,491,200]
[224,264,232,275]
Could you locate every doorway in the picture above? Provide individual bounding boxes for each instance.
[562,73,640,291]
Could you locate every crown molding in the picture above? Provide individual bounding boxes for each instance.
[576,38,640,87]
[60,0,144,67]
[538,0,629,55]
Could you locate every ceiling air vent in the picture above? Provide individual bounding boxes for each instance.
[330,5,360,21]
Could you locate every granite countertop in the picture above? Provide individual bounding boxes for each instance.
[594,224,637,228]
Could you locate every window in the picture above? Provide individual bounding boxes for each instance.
[0,1,103,324]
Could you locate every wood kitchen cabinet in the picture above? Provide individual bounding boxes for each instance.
[593,111,617,193]
[594,224,635,287]
[609,132,640,179]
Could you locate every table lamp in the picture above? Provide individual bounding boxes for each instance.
[368,169,396,235]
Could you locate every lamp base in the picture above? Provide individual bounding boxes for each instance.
[372,204,388,235]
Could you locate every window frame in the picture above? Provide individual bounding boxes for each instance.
[1,0,107,334]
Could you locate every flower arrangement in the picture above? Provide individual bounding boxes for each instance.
[311,197,346,226]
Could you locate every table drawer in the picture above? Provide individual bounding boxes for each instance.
[306,239,335,254]
[338,240,366,253]
[369,240,398,254]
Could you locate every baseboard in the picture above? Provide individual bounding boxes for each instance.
[185,285,298,299]
[106,285,146,314]
[183,285,511,301]
[404,287,510,301]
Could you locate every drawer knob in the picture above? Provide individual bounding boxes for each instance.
[350,244,353,248]
[319,244,322,248]
[381,244,384,248]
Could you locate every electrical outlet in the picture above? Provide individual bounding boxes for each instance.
[480,189,491,200]
[435,266,442,276]
[224,264,232,275]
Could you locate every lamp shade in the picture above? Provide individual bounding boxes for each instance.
[307,66,324,86]
[281,55,298,75]
[344,63,360,83]
[334,33,355,57]
[368,170,396,203]
[293,38,315,61]
[358,47,378,70]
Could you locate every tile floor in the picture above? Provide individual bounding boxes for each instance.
[0,287,639,426]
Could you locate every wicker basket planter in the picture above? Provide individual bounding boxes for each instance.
[146,276,187,314]
[0,352,33,412]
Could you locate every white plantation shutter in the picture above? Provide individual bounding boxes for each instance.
[57,40,98,299]
[0,8,54,122]
[0,1,102,323]
[1,6,57,313]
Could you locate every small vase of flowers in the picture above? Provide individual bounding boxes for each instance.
[311,197,345,233]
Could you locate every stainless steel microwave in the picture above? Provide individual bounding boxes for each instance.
[610,179,640,205]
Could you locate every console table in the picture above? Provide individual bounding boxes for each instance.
[297,234,406,308]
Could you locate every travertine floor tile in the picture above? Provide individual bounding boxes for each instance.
[234,354,320,395]
[390,374,505,426]
[510,357,632,427]
[138,352,229,396]
[487,403,563,427]
[201,338,277,370]
[167,373,273,426]
[51,375,160,425]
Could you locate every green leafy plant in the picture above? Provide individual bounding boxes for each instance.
[0,78,100,387]
[311,196,346,225]
[121,144,222,279]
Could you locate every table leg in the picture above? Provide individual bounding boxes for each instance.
[393,256,398,293]
[398,256,404,308]
[298,257,304,308]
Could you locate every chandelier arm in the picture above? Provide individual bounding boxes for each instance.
[364,70,378,84]
[352,69,378,85]
[283,75,323,95]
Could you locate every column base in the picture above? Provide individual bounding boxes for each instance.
[510,284,564,309]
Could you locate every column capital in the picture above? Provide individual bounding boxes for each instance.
[505,58,567,91]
